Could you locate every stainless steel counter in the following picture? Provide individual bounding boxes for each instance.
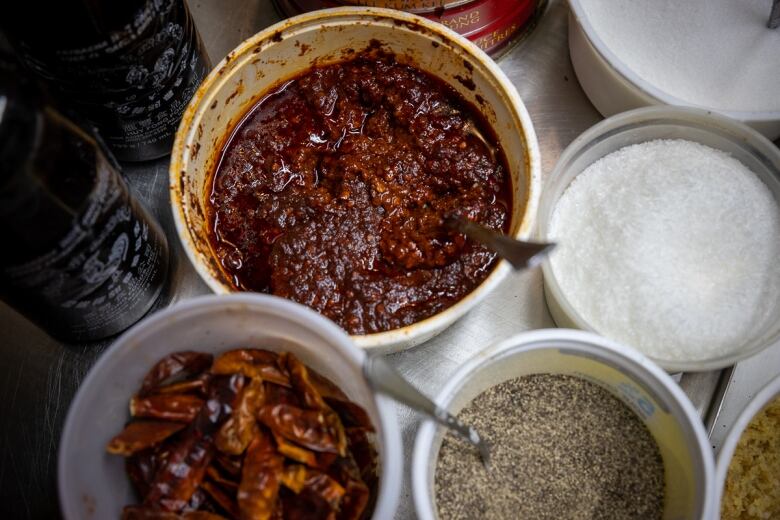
[0,0,775,517]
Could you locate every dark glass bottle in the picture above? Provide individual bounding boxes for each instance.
[1,0,210,161]
[0,65,169,342]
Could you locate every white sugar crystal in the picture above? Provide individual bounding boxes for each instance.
[549,139,780,362]
[580,0,780,112]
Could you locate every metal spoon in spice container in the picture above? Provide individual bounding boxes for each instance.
[445,214,555,270]
[363,355,492,469]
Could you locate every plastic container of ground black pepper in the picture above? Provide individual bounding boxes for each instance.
[412,329,717,520]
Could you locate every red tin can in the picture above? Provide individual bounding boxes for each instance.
[336,0,477,14]
[272,0,546,58]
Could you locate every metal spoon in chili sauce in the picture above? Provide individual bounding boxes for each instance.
[445,214,556,271]
[363,355,492,469]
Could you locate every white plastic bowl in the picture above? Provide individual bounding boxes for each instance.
[567,3,780,141]
[714,374,780,517]
[57,294,402,520]
[169,7,541,354]
[412,329,716,520]
[537,106,780,372]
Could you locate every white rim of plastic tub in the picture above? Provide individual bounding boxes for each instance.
[57,293,403,520]
[169,6,541,354]
[411,328,717,520]
[567,0,780,125]
[537,105,780,373]
[714,373,780,514]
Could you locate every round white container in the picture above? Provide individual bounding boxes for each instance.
[714,373,780,517]
[169,7,541,354]
[567,3,780,141]
[412,329,716,520]
[537,106,780,373]
[58,294,402,520]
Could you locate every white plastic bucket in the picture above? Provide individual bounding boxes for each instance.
[169,7,541,353]
[58,294,402,519]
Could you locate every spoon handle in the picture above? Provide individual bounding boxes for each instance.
[363,355,491,467]
[450,216,555,270]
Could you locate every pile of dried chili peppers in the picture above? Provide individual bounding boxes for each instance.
[106,349,378,520]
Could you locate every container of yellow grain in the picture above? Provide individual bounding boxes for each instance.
[716,374,780,520]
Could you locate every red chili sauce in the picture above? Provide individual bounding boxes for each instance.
[208,50,512,335]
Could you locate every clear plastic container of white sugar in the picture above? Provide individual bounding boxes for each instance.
[537,106,780,372]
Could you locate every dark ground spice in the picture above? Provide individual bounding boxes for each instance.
[434,374,665,519]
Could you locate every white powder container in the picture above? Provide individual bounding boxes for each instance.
[568,0,780,140]
[538,107,780,372]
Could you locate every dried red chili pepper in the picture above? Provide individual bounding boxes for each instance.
[201,480,239,519]
[279,466,347,512]
[187,511,226,519]
[337,480,371,520]
[154,374,211,397]
[327,456,370,520]
[280,352,327,410]
[270,430,337,470]
[237,430,284,520]
[307,369,348,401]
[142,374,246,511]
[303,471,346,511]
[278,488,334,520]
[317,452,339,470]
[273,467,348,518]
[111,350,378,518]
[212,350,290,387]
[214,452,242,477]
[336,478,369,520]
[279,464,307,493]
[270,498,284,520]
[216,377,264,455]
[264,382,301,407]
[144,433,214,512]
[258,404,347,456]
[126,449,159,499]
[131,394,205,423]
[122,505,227,519]
[326,400,374,431]
[183,489,210,513]
[108,421,186,456]
[307,369,374,430]
[270,430,317,467]
[205,465,238,491]
[139,352,213,397]
[344,427,378,484]
[193,374,245,437]
[327,453,360,484]
[184,511,227,520]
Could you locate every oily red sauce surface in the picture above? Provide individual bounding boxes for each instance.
[209,51,511,335]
